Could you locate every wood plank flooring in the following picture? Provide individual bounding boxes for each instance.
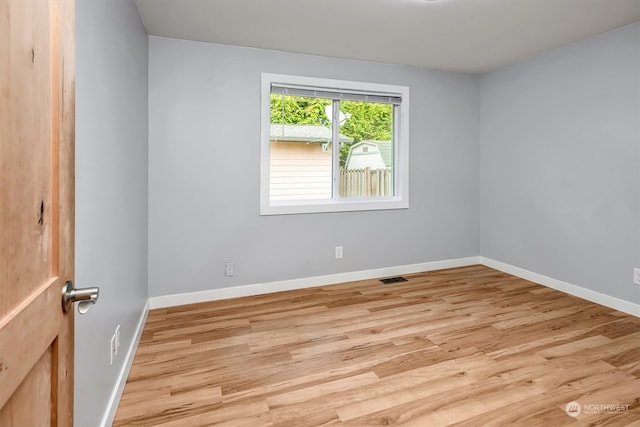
[113,265,640,426]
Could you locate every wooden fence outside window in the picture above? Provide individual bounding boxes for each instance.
[339,167,392,197]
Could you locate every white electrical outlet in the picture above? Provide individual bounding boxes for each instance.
[115,325,121,356]
[110,334,116,365]
[634,268,640,286]
[335,246,343,259]
[225,262,234,276]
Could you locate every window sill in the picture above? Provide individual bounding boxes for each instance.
[260,197,409,215]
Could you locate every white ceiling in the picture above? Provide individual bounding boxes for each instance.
[134,0,640,73]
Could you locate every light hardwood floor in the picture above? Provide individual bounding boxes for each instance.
[114,265,640,426]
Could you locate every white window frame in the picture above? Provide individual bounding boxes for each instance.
[260,73,409,215]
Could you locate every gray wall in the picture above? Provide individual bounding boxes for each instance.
[148,37,480,297]
[479,23,640,304]
[75,0,149,425]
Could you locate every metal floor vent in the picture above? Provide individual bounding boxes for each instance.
[380,276,408,285]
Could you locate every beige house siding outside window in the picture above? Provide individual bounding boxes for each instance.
[269,124,352,201]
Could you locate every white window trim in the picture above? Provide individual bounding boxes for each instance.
[260,73,409,215]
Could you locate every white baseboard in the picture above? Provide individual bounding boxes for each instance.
[100,299,150,427]
[149,257,639,316]
[480,257,640,317]
[148,256,481,309]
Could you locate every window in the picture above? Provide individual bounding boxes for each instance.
[260,73,409,215]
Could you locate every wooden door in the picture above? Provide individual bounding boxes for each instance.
[0,0,75,425]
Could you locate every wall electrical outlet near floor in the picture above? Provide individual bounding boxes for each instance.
[110,334,116,365]
[115,325,121,356]
[225,262,234,276]
[634,268,640,286]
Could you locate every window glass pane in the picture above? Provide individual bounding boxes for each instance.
[339,100,394,198]
[269,94,334,201]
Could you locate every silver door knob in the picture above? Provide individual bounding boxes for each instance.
[62,281,100,314]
